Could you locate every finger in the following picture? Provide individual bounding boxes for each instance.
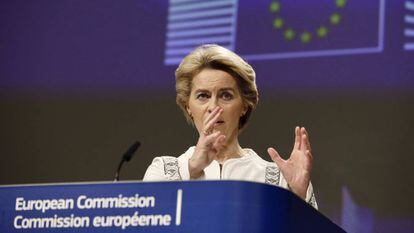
[204,131,222,144]
[301,132,306,152]
[267,147,285,168]
[203,108,223,133]
[204,106,219,123]
[302,127,309,139]
[306,150,313,170]
[213,135,226,151]
[203,106,220,125]
[306,150,313,160]
[294,126,301,150]
[302,127,312,151]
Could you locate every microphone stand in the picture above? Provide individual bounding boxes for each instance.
[114,141,141,181]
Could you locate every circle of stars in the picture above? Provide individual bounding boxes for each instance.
[269,0,347,44]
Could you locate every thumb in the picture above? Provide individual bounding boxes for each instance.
[267,147,285,168]
[213,135,226,150]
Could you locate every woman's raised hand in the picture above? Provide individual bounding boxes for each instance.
[188,106,226,178]
[267,127,313,200]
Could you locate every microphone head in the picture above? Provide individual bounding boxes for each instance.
[123,141,141,162]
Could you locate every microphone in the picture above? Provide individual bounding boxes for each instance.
[114,141,141,181]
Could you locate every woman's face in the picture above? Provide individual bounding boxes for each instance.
[187,68,246,139]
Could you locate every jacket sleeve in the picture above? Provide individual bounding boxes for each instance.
[142,157,169,181]
[279,172,318,209]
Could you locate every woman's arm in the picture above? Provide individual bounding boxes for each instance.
[267,126,313,200]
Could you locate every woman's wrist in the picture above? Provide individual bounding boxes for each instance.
[288,183,307,200]
[188,158,204,179]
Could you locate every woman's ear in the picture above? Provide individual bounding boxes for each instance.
[186,105,192,117]
[241,105,248,116]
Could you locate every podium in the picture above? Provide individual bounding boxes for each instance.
[0,180,344,232]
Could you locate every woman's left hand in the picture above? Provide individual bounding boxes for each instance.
[267,126,313,200]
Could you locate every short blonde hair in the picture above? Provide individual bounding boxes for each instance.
[175,44,259,130]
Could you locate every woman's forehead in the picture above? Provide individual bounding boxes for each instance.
[192,69,238,90]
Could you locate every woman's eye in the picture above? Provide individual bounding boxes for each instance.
[221,92,233,100]
[196,93,209,100]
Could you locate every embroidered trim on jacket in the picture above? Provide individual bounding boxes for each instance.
[265,165,280,185]
[162,157,182,180]
[308,192,318,209]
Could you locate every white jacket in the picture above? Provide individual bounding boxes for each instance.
[143,146,317,209]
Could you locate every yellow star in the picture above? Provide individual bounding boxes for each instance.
[301,32,312,43]
[284,29,295,40]
[336,0,347,8]
[273,18,284,29]
[317,26,328,38]
[330,13,341,25]
[270,2,280,12]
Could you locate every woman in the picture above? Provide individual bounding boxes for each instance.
[143,44,317,208]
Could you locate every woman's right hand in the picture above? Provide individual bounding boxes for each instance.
[188,106,226,179]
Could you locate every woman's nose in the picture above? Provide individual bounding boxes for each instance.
[207,98,219,113]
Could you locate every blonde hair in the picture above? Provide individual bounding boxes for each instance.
[175,44,259,130]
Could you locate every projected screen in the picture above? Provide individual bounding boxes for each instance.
[1,0,413,94]
[165,0,413,91]
[166,0,384,62]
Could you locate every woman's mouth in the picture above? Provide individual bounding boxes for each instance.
[214,120,225,126]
